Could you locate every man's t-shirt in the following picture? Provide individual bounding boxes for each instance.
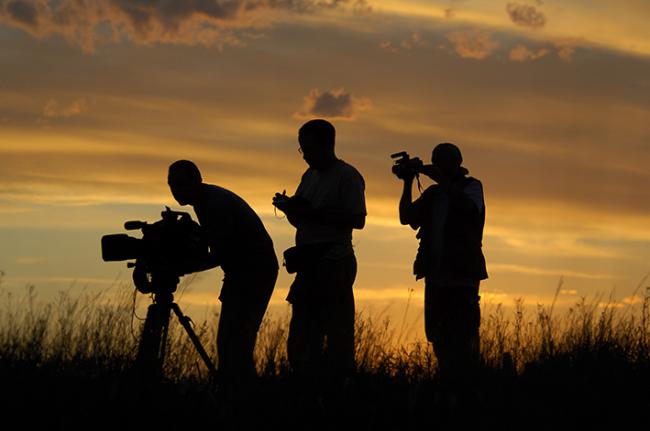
[411,177,486,285]
[193,184,278,281]
[294,159,366,257]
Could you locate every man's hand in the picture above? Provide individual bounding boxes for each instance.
[272,190,291,213]
[274,190,310,214]
[398,170,417,182]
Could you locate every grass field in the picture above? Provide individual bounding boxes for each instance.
[1,273,649,430]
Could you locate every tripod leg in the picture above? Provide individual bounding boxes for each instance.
[171,303,218,379]
[137,301,172,382]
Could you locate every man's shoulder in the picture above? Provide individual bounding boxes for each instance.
[421,184,442,197]
[336,159,365,182]
[202,183,233,200]
[463,177,484,194]
[199,183,249,209]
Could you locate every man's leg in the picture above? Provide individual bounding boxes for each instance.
[322,253,357,380]
[288,299,325,377]
[451,284,481,375]
[426,283,481,384]
[425,280,452,378]
[217,299,256,384]
[217,272,277,388]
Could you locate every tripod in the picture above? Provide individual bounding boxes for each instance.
[135,274,217,382]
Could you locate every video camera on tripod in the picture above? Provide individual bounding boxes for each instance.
[101,207,216,382]
[101,207,210,294]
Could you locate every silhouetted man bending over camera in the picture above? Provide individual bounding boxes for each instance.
[273,119,366,384]
[168,160,278,390]
[398,143,487,386]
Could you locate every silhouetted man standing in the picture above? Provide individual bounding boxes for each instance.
[168,160,278,391]
[273,119,366,385]
[397,143,487,385]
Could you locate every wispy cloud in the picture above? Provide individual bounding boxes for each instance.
[509,44,549,62]
[446,28,498,60]
[443,0,468,19]
[42,97,88,118]
[294,88,372,121]
[554,39,579,62]
[379,30,426,53]
[489,263,612,280]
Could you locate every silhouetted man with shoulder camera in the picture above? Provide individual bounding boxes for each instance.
[397,143,487,387]
[167,160,278,393]
[273,119,366,388]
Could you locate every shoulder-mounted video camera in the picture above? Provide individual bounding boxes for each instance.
[101,207,210,294]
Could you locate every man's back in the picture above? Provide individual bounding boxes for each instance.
[412,176,487,282]
[193,184,277,278]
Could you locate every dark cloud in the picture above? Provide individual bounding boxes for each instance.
[0,0,368,52]
[506,2,546,29]
[6,0,37,25]
[294,88,371,120]
[444,0,468,19]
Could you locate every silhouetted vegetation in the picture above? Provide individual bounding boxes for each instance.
[1,275,649,430]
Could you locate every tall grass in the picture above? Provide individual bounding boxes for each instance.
[2,272,650,429]
[1,275,649,382]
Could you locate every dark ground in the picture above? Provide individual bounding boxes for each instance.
[2,352,649,431]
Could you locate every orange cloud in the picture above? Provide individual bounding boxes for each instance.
[42,97,89,118]
[379,31,426,53]
[509,44,549,62]
[554,39,579,62]
[446,28,499,60]
[378,40,398,53]
[294,88,372,121]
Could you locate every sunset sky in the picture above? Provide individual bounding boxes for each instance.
[1,0,649,336]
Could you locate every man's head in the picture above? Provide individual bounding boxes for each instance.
[431,143,465,179]
[168,160,203,206]
[298,119,336,170]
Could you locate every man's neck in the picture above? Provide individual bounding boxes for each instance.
[189,183,208,206]
[314,155,338,171]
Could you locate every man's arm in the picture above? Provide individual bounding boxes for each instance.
[183,248,220,274]
[273,195,307,228]
[285,211,303,228]
[181,246,221,274]
[274,169,366,230]
[183,200,229,273]
[399,176,418,229]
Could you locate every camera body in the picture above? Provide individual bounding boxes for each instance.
[391,151,424,179]
[101,207,210,293]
